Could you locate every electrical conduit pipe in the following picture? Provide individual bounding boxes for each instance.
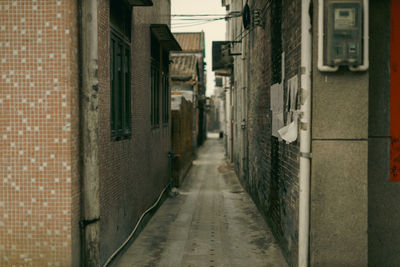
[299,0,312,267]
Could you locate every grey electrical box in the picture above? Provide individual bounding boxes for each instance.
[326,1,362,66]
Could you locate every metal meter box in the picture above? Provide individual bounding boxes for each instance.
[326,1,362,66]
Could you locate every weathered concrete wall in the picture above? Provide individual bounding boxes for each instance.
[0,1,80,265]
[310,0,369,265]
[97,0,172,264]
[171,97,193,187]
[368,0,400,265]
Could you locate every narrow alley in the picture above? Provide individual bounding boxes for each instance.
[2,0,400,266]
[115,134,287,267]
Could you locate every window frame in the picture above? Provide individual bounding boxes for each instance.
[161,71,169,125]
[151,58,160,127]
[151,33,170,128]
[110,4,132,141]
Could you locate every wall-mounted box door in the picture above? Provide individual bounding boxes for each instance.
[325,1,362,66]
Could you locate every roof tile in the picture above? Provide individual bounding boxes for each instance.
[173,32,205,53]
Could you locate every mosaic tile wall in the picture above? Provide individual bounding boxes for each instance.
[0,0,80,266]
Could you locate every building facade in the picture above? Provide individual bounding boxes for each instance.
[172,32,207,147]
[216,0,399,266]
[0,0,180,266]
[171,96,193,187]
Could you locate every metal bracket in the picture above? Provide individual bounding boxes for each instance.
[300,152,312,159]
[241,119,246,129]
[227,41,242,56]
[253,8,265,28]
[79,217,100,228]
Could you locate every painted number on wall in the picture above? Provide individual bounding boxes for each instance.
[391,0,400,181]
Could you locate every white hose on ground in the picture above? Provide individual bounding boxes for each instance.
[102,184,170,267]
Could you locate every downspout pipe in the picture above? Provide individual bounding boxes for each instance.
[79,0,100,265]
[299,0,312,267]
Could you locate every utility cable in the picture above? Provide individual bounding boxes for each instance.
[172,15,240,22]
[172,14,228,17]
[220,0,271,53]
[172,20,224,29]
[102,183,170,267]
[172,15,240,29]
[172,17,234,21]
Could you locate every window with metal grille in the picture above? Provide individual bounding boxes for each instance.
[162,50,169,124]
[151,59,160,127]
[151,33,160,127]
[151,33,170,127]
[110,0,132,140]
[271,0,282,84]
[162,73,169,124]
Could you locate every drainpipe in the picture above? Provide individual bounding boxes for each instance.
[299,0,312,267]
[79,0,100,266]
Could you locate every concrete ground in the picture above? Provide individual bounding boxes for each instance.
[115,135,288,267]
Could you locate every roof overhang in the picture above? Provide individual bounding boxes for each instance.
[151,24,182,52]
[171,76,196,82]
[124,0,153,6]
[214,69,232,77]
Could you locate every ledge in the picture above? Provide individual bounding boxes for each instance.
[124,0,153,6]
[151,24,182,52]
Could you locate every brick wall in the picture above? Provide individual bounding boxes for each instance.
[229,0,301,266]
[171,97,193,187]
[0,1,80,266]
[97,0,172,264]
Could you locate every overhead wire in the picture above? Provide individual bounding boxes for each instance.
[172,20,224,29]
[171,17,235,27]
[172,15,240,22]
[173,14,225,16]
[171,13,241,29]
[220,0,271,53]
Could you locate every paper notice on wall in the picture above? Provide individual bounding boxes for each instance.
[278,113,298,144]
[270,83,283,112]
[271,83,284,138]
[286,75,299,125]
[272,111,284,138]
[171,95,183,110]
[287,75,298,112]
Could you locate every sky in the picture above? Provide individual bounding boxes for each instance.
[171,0,227,97]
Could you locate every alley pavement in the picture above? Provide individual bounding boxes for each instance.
[115,134,288,267]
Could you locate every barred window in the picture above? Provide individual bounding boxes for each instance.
[151,33,161,127]
[162,50,169,124]
[151,33,170,127]
[110,0,132,140]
